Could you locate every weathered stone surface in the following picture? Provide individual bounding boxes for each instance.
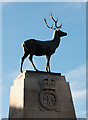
[9,70,76,119]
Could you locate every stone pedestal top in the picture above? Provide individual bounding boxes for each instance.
[9,70,76,119]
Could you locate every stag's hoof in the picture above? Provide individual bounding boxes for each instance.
[36,69,39,71]
[20,68,23,73]
[20,71,23,73]
[46,69,50,73]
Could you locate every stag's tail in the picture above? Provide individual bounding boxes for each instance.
[22,42,25,47]
[22,42,30,52]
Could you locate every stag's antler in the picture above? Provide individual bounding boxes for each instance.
[44,18,56,30]
[49,12,58,28]
[44,12,62,30]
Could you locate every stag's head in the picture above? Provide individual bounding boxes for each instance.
[56,29,67,37]
[44,12,67,38]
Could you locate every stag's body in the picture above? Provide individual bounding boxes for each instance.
[22,35,60,56]
[20,13,67,73]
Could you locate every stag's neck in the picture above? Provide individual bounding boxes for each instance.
[52,31,60,48]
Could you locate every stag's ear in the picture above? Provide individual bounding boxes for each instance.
[56,27,61,31]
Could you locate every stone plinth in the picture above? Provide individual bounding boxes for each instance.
[9,71,76,119]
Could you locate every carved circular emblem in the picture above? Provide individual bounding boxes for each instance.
[40,90,56,110]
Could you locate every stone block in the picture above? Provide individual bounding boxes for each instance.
[9,70,76,119]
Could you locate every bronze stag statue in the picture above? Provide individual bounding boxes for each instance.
[20,13,67,73]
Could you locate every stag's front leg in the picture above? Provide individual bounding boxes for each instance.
[20,52,29,73]
[29,55,38,71]
[46,55,50,72]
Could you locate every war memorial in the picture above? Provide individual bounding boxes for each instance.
[9,13,76,119]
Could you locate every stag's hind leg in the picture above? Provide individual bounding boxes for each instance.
[20,52,29,73]
[29,55,38,71]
